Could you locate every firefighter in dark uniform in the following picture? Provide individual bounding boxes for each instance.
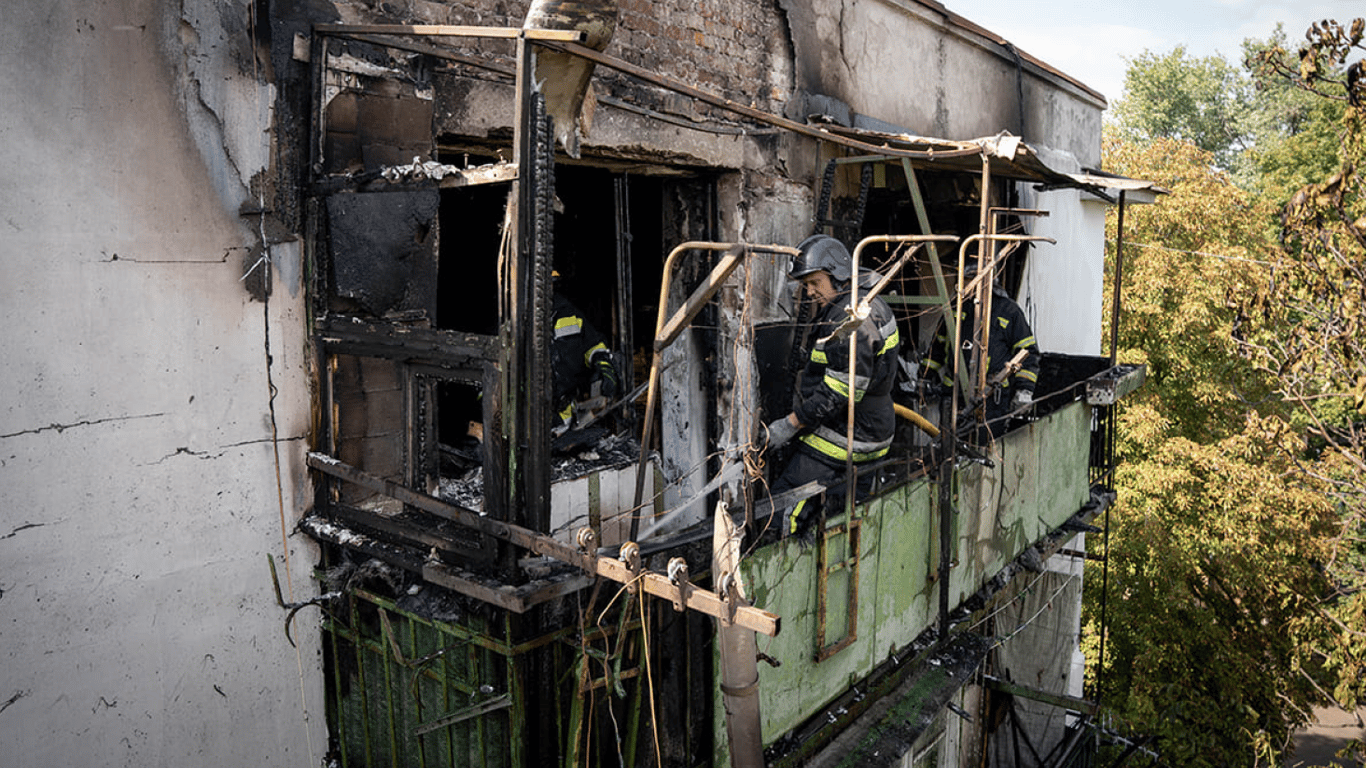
[458,288,619,460]
[923,261,1039,437]
[765,234,900,538]
[550,292,619,435]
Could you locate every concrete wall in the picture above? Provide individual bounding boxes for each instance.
[1018,146,1111,358]
[0,1,323,765]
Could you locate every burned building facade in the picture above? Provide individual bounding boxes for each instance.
[0,0,1154,766]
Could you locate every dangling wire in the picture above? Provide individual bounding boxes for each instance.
[247,4,315,761]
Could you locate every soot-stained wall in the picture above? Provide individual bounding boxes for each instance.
[0,1,322,766]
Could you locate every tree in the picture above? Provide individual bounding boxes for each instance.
[1240,27,1346,200]
[1111,33,1347,195]
[1243,16,1366,715]
[1111,46,1253,172]
[1089,133,1343,766]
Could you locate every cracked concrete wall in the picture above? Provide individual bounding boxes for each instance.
[0,1,323,766]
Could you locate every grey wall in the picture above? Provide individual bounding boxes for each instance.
[0,1,323,765]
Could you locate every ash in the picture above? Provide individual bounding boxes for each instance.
[437,432,642,509]
[549,432,639,480]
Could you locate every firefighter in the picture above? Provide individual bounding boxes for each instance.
[764,234,900,539]
[923,260,1039,436]
[457,284,619,462]
[550,291,620,435]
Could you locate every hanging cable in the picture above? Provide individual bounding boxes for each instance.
[248,4,315,762]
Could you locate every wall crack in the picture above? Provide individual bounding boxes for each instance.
[0,413,166,440]
[2,523,45,540]
[0,690,28,716]
[101,247,242,265]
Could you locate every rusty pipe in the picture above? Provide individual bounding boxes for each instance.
[630,242,800,538]
[840,234,960,515]
[952,234,1056,408]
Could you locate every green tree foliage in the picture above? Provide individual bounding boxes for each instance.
[1241,28,1347,199]
[1089,134,1342,766]
[1243,17,1366,712]
[1111,31,1346,196]
[1103,135,1279,441]
[1111,47,1252,172]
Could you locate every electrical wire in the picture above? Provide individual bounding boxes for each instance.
[1108,238,1275,265]
[248,4,315,762]
[991,573,1078,650]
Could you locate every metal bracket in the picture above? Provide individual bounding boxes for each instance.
[620,541,641,595]
[666,557,689,612]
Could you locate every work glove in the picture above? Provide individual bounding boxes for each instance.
[766,415,799,449]
[1011,389,1033,409]
[592,358,619,400]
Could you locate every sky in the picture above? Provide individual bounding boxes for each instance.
[946,1,1364,106]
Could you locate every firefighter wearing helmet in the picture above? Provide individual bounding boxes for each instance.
[764,234,900,540]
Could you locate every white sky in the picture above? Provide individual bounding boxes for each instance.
[946,1,1365,106]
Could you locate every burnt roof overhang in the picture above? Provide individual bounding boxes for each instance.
[1062,168,1171,204]
[810,123,1162,200]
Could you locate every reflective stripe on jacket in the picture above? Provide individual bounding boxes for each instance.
[793,288,899,466]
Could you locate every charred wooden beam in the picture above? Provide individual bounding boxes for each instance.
[315,317,497,369]
[316,24,585,43]
[301,514,592,612]
[307,452,782,636]
[325,503,492,563]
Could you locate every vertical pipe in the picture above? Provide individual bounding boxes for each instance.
[844,241,861,518]
[1110,191,1127,365]
[614,175,636,432]
[629,241,694,536]
[978,214,999,399]
[1098,190,1127,716]
[937,394,954,635]
[969,154,992,408]
[714,504,764,768]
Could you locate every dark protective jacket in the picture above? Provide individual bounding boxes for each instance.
[792,276,900,466]
[550,294,611,411]
[924,292,1039,393]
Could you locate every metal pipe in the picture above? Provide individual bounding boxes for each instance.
[842,235,960,516]
[629,242,800,538]
[538,39,985,164]
[1110,190,1127,365]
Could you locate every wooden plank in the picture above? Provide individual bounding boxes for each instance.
[317,24,585,42]
[316,319,497,368]
[984,675,1097,715]
[438,162,519,189]
[307,452,781,636]
[327,503,491,563]
[422,562,531,612]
